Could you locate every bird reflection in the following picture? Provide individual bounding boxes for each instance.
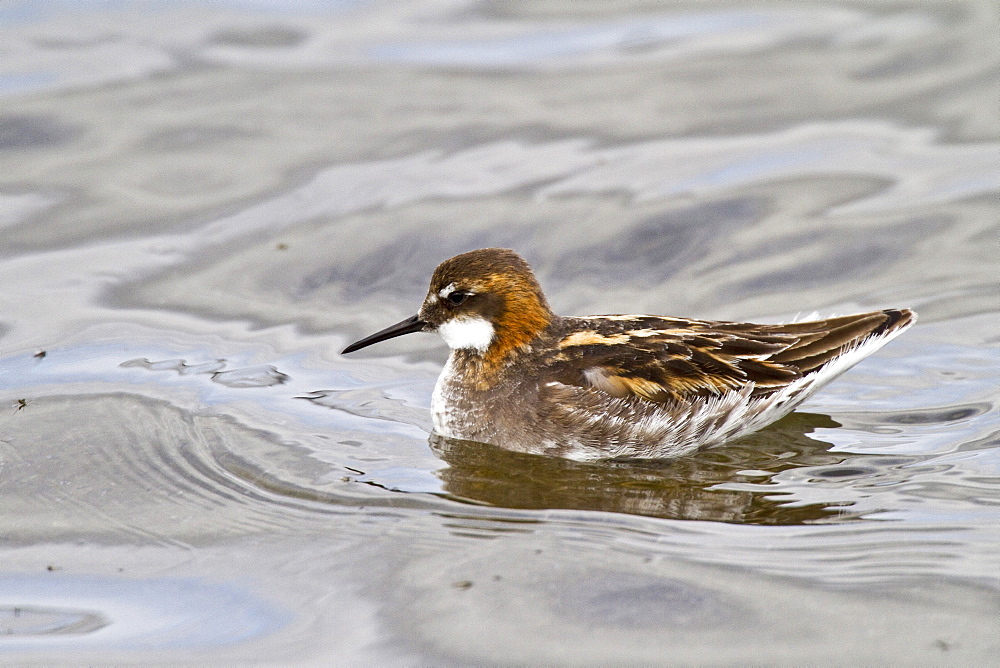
[430,412,858,525]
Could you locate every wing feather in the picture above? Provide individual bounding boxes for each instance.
[543,309,913,404]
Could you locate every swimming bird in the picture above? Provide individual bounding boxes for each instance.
[343,248,914,460]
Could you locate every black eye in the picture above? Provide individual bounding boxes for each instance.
[447,291,470,305]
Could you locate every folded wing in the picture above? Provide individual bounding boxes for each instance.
[545,309,914,404]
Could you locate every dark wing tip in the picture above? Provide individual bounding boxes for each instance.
[770,308,915,372]
[874,308,915,337]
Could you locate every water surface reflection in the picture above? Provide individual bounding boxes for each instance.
[431,412,898,524]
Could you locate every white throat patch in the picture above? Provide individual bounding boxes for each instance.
[438,317,494,352]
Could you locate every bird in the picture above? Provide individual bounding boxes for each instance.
[342,248,915,461]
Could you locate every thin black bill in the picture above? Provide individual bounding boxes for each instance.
[341,314,427,354]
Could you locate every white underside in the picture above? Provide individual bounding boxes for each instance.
[431,354,461,437]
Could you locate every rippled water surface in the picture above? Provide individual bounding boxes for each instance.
[1,0,998,663]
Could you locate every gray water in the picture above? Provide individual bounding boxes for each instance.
[1,1,998,663]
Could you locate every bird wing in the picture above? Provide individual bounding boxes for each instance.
[542,309,913,403]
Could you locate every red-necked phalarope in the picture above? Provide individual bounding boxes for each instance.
[343,248,915,460]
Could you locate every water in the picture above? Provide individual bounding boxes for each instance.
[1,0,998,663]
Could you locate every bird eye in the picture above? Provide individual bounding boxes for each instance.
[447,291,470,305]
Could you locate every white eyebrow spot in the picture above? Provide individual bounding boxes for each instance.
[438,317,494,352]
[438,282,457,299]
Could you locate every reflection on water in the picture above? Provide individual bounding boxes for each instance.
[120,356,289,388]
[0,604,108,637]
[433,413,888,525]
[0,574,288,651]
